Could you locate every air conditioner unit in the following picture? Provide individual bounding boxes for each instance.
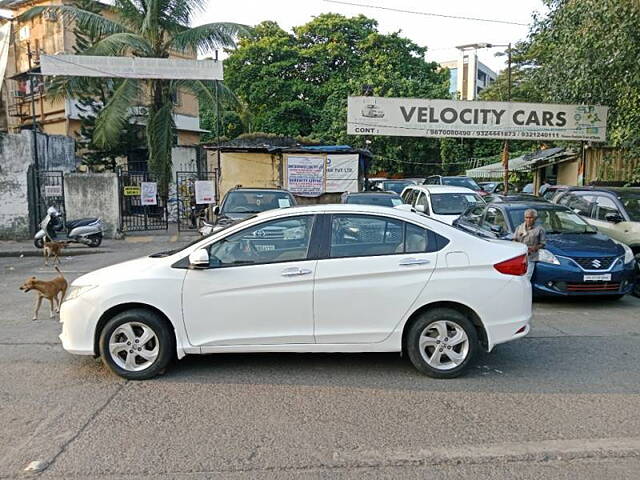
[43,10,57,22]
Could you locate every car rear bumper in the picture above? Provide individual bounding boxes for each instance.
[532,260,635,297]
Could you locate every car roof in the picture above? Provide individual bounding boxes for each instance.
[228,187,292,193]
[495,202,568,210]
[406,185,478,194]
[346,191,399,196]
[246,203,432,223]
[565,186,640,194]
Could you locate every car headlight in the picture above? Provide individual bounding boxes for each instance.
[64,285,97,302]
[538,248,560,265]
[612,239,635,264]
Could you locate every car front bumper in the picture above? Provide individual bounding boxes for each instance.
[532,259,635,297]
[59,297,100,356]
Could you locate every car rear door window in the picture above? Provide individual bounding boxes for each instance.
[330,215,404,258]
[208,216,314,266]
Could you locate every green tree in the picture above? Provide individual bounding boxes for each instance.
[224,14,449,174]
[21,0,249,188]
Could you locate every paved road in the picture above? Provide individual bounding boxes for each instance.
[1,239,640,479]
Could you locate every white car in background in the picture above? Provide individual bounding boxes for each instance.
[401,185,486,225]
[60,205,531,380]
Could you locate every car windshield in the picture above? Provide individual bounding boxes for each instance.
[381,181,414,194]
[442,177,481,191]
[617,192,640,221]
[221,191,293,214]
[507,208,595,234]
[431,193,484,215]
[481,182,497,191]
[346,195,403,207]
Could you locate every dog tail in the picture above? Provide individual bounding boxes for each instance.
[55,266,63,275]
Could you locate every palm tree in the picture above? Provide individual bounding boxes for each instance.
[20,0,249,188]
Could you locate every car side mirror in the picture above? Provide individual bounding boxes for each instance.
[188,248,210,268]
[605,213,624,224]
[415,204,425,213]
[213,205,220,216]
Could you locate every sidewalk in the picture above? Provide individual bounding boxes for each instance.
[0,224,199,257]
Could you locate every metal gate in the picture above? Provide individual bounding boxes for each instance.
[28,169,66,233]
[176,170,218,231]
[118,164,168,232]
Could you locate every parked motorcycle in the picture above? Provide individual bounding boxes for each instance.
[34,207,104,248]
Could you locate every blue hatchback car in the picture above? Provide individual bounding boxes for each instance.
[455,202,636,298]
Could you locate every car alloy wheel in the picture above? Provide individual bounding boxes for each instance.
[417,320,469,370]
[109,322,159,372]
[99,309,173,380]
[406,308,478,378]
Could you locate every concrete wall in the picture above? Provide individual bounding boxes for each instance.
[36,132,76,171]
[217,152,283,200]
[0,132,34,239]
[64,173,120,237]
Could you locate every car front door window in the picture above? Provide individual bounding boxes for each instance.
[209,216,314,266]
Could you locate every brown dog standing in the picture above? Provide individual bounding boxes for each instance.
[43,240,66,266]
[19,266,68,320]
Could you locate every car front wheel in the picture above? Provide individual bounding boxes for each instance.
[99,309,174,380]
[406,308,478,379]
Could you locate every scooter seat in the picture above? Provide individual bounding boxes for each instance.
[66,218,99,229]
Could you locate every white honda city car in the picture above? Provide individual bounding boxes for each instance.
[60,204,532,380]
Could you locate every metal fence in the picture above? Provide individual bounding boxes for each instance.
[175,170,218,232]
[28,168,65,233]
[117,163,168,232]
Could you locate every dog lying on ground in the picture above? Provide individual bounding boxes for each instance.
[43,240,67,266]
[19,266,68,320]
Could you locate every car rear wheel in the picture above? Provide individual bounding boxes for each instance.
[406,308,478,379]
[99,309,174,380]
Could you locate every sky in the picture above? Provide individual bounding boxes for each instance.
[196,0,548,73]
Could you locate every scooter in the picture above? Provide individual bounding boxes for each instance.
[34,206,104,248]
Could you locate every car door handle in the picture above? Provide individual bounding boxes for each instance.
[399,258,431,266]
[281,267,313,277]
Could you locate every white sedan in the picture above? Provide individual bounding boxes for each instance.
[60,204,532,380]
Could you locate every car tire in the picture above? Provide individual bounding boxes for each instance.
[406,308,478,379]
[99,309,174,380]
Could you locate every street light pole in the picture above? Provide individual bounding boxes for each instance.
[503,42,512,195]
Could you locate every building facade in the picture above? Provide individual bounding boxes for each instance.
[0,0,205,146]
[440,51,497,100]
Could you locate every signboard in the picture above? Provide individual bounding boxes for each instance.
[140,182,157,206]
[286,155,325,197]
[347,96,608,142]
[195,180,216,204]
[326,154,359,193]
[123,186,141,196]
[41,55,223,81]
[44,185,62,197]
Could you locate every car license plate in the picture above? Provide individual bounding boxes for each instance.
[583,274,611,282]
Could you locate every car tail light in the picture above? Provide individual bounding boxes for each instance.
[494,254,528,276]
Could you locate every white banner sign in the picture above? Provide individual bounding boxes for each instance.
[44,185,62,197]
[348,96,608,142]
[195,180,216,204]
[286,156,325,197]
[140,182,157,206]
[326,154,359,193]
[41,55,223,80]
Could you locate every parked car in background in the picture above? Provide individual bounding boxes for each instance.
[60,204,532,380]
[454,201,636,298]
[376,179,417,194]
[366,177,387,191]
[341,191,403,207]
[522,183,534,194]
[424,175,488,196]
[479,181,517,194]
[200,188,297,235]
[554,186,640,296]
[401,185,485,225]
[541,185,570,201]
